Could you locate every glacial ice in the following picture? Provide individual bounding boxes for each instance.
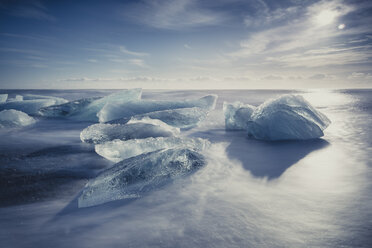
[39,89,142,121]
[95,136,211,162]
[80,118,179,144]
[246,94,331,140]
[0,99,64,114]
[78,148,206,208]
[0,94,8,103]
[7,95,24,102]
[110,107,208,129]
[97,94,217,123]
[22,94,68,105]
[223,101,255,131]
[0,109,36,128]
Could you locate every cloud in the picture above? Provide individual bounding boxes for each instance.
[228,0,371,69]
[9,1,56,21]
[121,0,226,30]
[262,75,283,80]
[128,59,148,68]
[120,46,149,57]
[184,44,192,49]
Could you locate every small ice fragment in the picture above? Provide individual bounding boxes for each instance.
[95,136,211,162]
[0,94,8,103]
[223,101,255,130]
[78,148,206,208]
[0,109,36,128]
[97,94,217,123]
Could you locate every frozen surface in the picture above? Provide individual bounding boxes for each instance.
[246,94,331,140]
[223,101,255,130]
[95,136,211,162]
[39,89,141,121]
[0,109,36,128]
[78,148,206,208]
[109,107,209,129]
[98,94,217,122]
[0,89,371,248]
[80,119,179,144]
[0,94,8,103]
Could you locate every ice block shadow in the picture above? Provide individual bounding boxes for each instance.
[225,133,329,179]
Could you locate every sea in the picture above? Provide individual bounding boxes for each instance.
[0,89,371,248]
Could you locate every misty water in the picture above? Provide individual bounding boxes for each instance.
[0,89,371,248]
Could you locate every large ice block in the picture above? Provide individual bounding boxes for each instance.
[109,107,208,129]
[247,95,331,140]
[95,136,211,162]
[0,109,36,128]
[97,94,217,123]
[78,148,206,208]
[80,118,179,144]
[39,89,142,121]
[223,101,255,130]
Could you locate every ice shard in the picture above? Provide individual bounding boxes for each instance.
[95,136,211,162]
[109,107,209,129]
[39,88,142,121]
[0,99,64,114]
[78,148,206,208]
[80,118,179,144]
[0,94,8,103]
[97,94,217,123]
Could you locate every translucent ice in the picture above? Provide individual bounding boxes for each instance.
[0,99,63,114]
[0,94,8,103]
[39,89,142,121]
[7,95,24,102]
[247,95,331,140]
[95,136,211,162]
[223,101,255,130]
[109,107,208,129]
[80,118,179,144]
[0,109,36,128]
[22,94,68,105]
[98,94,217,123]
[78,148,206,208]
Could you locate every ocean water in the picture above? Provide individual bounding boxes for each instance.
[0,89,371,248]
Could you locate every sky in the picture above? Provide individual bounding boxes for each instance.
[0,0,371,89]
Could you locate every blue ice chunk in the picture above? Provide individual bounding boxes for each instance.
[109,107,209,129]
[39,89,142,121]
[97,94,217,123]
[247,95,331,140]
[223,101,255,130]
[78,148,206,208]
[80,118,179,144]
[0,109,36,128]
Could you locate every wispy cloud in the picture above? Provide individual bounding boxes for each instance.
[119,46,149,57]
[128,59,148,68]
[9,1,56,21]
[121,0,226,30]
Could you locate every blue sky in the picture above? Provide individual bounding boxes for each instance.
[0,0,371,89]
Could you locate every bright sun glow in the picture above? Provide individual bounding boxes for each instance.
[314,9,339,26]
[338,23,345,29]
